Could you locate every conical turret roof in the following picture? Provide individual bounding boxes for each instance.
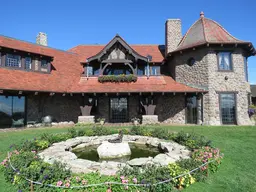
[174,12,255,55]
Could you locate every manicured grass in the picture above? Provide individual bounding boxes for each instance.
[0,125,256,192]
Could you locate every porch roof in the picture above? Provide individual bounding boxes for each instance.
[70,76,206,93]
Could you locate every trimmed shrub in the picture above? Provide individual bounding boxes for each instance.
[98,74,137,83]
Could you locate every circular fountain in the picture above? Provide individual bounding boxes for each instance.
[39,134,191,175]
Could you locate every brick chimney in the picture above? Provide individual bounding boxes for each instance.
[36,32,48,46]
[165,19,182,55]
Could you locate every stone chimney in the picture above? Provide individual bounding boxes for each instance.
[36,32,48,46]
[165,19,182,55]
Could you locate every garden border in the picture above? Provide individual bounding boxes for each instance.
[7,152,216,189]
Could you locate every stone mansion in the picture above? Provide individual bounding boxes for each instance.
[0,12,255,128]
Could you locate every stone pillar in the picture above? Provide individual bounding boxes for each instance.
[197,94,202,125]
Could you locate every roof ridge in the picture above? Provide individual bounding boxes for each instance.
[0,34,76,54]
[69,44,163,48]
[201,17,208,43]
[204,17,246,42]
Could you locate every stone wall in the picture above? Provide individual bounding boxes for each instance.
[27,94,81,123]
[168,47,251,125]
[172,49,209,87]
[26,94,186,125]
[156,94,186,124]
[206,48,251,125]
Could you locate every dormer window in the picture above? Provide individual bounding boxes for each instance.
[150,66,160,75]
[6,54,21,68]
[87,66,93,76]
[41,59,48,68]
[137,65,146,76]
[25,57,32,70]
[218,52,232,71]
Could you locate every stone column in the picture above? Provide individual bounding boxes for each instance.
[197,94,202,125]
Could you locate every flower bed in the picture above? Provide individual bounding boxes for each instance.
[98,74,137,83]
[0,126,223,192]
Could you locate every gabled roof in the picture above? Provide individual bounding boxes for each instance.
[68,44,165,63]
[173,12,256,55]
[86,34,148,62]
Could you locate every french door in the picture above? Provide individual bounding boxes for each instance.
[110,97,128,123]
[220,93,236,124]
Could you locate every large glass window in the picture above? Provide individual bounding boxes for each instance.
[6,54,21,68]
[25,57,32,70]
[0,96,25,128]
[186,95,197,124]
[220,93,236,124]
[218,52,232,71]
[244,57,248,82]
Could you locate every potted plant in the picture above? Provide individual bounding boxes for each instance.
[131,117,140,126]
[97,118,105,125]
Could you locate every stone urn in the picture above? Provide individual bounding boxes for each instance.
[132,118,140,126]
[97,141,131,159]
[42,116,52,126]
[100,120,105,125]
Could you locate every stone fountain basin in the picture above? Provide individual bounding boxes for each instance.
[39,135,191,176]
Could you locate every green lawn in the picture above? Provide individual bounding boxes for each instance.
[0,125,256,192]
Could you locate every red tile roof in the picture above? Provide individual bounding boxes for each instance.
[0,35,55,57]
[174,13,255,55]
[70,76,204,93]
[0,35,204,93]
[0,35,81,93]
[68,44,165,63]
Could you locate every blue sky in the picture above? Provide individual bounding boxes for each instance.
[1,0,256,83]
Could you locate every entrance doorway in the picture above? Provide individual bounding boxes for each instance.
[110,97,128,123]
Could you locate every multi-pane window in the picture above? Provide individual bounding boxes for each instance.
[220,93,236,124]
[186,95,197,124]
[6,54,21,68]
[41,60,48,68]
[218,52,232,71]
[87,66,93,76]
[244,57,248,82]
[150,66,160,75]
[25,57,32,70]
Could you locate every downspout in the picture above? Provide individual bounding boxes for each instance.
[86,59,89,80]
[147,59,150,79]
